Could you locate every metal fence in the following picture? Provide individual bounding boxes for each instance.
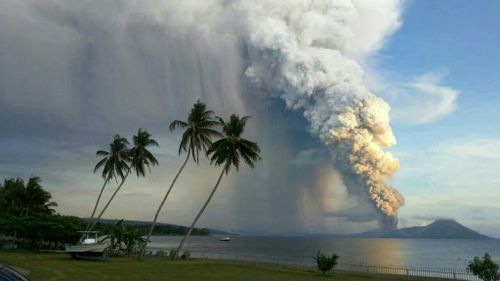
[177,251,480,281]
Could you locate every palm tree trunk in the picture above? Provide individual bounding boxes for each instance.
[139,153,190,260]
[89,169,131,231]
[175,168,225,258]
[85,179,109,231]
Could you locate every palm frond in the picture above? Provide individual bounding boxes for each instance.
[93,158,108,174]
[169,120,189,131]
[96,150,110,156]
[170,101,222,162]
[207,115,260,174]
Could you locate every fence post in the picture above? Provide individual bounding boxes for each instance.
[453,272,456,280]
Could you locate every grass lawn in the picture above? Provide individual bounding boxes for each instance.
[0,251,440,281]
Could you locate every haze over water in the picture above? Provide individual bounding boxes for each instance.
[149,236,500,269]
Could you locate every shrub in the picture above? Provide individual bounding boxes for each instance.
[314,251,339,274]
[468,253,500,281]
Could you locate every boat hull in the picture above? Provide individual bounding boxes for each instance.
[65,242,109,253]
[65,242,109,261]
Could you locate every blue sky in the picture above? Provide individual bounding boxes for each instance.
[374,0,500,236]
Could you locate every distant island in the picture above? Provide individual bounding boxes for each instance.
[85,218,231,236]
[352,219,493,239]
[86,218,493,239]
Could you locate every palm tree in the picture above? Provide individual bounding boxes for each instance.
[86,135,130,231]
[106,220,146,257]
[89,129,159,231]
[140,101,220,259]
[123,225,146,258]
[0,178,26,215]
[175,114,261,257]
[0,177,57,216]
[107,219,126,256]
[24,177,58,214]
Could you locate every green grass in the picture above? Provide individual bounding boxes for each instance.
[0,251,438,281]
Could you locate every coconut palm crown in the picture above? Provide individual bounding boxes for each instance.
[94,135,131,182]
[169,100,222,162]
[129,129,159,177]
[208,115,261,174]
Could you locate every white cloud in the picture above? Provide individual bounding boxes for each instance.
[390,71,459,125]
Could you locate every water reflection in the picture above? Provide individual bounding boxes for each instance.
[149,236,500,269]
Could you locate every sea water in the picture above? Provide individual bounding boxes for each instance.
[148,236,500,270]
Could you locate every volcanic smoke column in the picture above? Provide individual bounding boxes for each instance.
[237,0,404,229]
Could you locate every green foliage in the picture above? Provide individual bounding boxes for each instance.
[207,114,261,174]
[0,176,84,249]
[0,213,84,249]
[468,253,500,281]
[107,220,126,255]
[0,190,6,213]
[0,176,57,216]
[130,128,159,177]
[105,220,146,257]
[122,226,146,257]
[94,135,131,182]
[314,251,339,274]
[169,100,222,163]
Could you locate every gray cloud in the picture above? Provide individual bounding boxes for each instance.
[0,0,404,233]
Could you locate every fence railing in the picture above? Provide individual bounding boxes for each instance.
[146,250,480,281]
[335,263,478,281]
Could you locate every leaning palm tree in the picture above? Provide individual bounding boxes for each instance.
[140,101,221,259]
[89,129,159,231]
[86,135,130,231]
[175,114,261,257]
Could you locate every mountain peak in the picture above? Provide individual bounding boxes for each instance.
[352,219,493,239]
[430,219,458,224]
[414,219,490,239]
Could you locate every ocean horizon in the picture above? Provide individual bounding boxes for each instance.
[148,236,500,269]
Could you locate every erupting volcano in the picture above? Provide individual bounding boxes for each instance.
[238,0,405,229]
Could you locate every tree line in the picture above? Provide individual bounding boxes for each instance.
[0,177,83,249]
[0,173,216,251]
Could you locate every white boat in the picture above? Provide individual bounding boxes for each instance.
[219,236,231,242]
[65,231,110,261]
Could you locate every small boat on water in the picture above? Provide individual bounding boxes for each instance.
[65,231,109,261]
[219,236,231,242]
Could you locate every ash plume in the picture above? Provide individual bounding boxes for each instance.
[237,0,404,229]
[0,0,404,230]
